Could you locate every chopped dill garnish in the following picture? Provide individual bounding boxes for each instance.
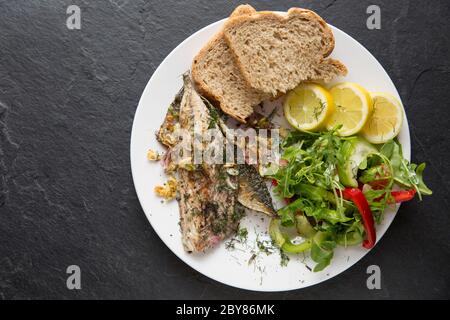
[225,227,248,251]
[313,101,326,122]
[280,250,290,267]
[256,234,275,255]
[237,227,248,242]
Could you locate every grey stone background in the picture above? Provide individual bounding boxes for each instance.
[0,0,449,299]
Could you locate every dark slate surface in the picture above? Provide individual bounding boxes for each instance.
[0,0,449,299]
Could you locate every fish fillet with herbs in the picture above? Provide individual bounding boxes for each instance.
[157,75,241,252]
[156,74,275,252]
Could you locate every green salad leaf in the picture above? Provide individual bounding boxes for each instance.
[415,163,432,196]
[336,219,364,246]
[311,232,336,272]
[381,139,432,200]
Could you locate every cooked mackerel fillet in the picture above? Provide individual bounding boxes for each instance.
[177,75,241,252]
[237,165,275,216]
[157,74,275,252]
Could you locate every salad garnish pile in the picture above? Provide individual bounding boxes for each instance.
[269,128,432,271]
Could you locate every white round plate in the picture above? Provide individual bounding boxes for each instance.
[130,15,410,292]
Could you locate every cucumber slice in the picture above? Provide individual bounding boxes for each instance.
[295,215,316,239]
[338,137,378,187]
[269,218,286,248]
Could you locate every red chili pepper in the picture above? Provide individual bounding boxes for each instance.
[342,188,376,249]
[373,189,417,204]
[391,189,416,203]
[271,179,278,186]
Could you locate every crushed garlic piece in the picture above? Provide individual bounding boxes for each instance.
[154,176,177,200]
[147,149,161,161]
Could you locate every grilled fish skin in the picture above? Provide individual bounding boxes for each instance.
[204,100,276,217]
[176,74,240,252]
[237,165,276,216]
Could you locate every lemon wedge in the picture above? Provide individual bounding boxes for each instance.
[361,92,404,144]
[284,83,334,131]
[326,82,373,136]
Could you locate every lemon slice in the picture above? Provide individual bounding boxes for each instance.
[361,92,404,144]
[283,83,334,131]
[326,82,373,136]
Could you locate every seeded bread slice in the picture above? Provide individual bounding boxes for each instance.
[191,4,271,123]
[223,8,347,96]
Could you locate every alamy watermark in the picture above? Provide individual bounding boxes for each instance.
[66,265,81,290]
[169,127,280,167]
[366,5,381,30]
[66,5,81,30]
[366,265,381,290]
[167,98,281,169]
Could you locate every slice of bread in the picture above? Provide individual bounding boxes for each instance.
[192,4,271,123]
[223,8,347,96]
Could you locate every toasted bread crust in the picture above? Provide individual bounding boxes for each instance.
[223,8,340,95]
[287,8,335,57]
[191,4,262,122]
[191,33,225,104]
[229,4,256,18]
[224,8,334,58]
[192,4,256,102]
[310,58,348,82]
[192,6,346,122]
